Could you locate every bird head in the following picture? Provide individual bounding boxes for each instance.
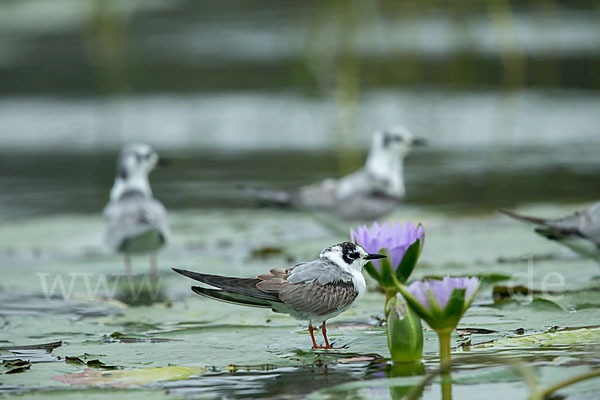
[320,242,386,272]
[117,143,162,181]
[372,126,426,158]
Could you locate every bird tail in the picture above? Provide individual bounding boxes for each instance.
[238,185,293,207]
[500,210,582,242]
[498,209,547,225]
[191,286,271,308]
[172,268,281,303]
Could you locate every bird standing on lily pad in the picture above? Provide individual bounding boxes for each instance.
[104,143,170,278]
[173,242,386,349]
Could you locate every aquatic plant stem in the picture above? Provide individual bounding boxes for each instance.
[438,330,452,369]
[529,368,600,400]
[385,289,396,305]
[438,330,452,400]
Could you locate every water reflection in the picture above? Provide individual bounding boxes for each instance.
[165,360,389,399]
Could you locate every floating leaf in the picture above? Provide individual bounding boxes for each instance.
[65,356,85,365]
[54,366,207,387]
[86,359,117,369]
[0,341,62,352]
[5,365,31,374]
[2,359,31,374]
[2,359,29,368]
[467,327,600,349]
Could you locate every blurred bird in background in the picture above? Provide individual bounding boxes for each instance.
[500,204,600,262]
[104,143,170,278]
[253,126,426,220]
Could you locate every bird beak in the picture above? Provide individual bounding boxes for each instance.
[365,253,387,260]
[157,157,169,167]
[412,137,427,147]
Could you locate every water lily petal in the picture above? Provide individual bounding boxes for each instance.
[352,221,424,272]
[403,276,480,331]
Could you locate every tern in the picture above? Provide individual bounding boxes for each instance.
[500,203,600,261]
[104,143,171,277]
[173,242,386,349]
[253,126,425,220]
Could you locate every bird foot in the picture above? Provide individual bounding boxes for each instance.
[312,343,348,350]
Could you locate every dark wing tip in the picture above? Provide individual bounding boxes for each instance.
[172,268,199,280]
[498,209,546,225]
[191,285,204,295]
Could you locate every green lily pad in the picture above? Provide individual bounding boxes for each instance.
[2,359,32,374]
[468,327,600,348]
[54,366,207,387]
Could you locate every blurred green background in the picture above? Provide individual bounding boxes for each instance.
[1,0,599,218]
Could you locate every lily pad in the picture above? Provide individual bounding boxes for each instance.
[467,327,600,348]
[2,359,32,374]
[54,366,207,387]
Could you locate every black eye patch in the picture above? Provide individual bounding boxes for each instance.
[383,133,404,147]
[342,250,361,264]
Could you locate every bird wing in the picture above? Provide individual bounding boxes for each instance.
[172,268,280,302]
[334,169,385,199]
[103,191,170,251]
[174,260,358,317]
[546,202,600,244]
[256,261,358,316]
[276,279,359,317]
[291,166,369,209]
[287,260,353,285]
[295,169,398,213]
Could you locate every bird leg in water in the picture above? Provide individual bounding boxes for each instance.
[125,255,132,279]
[150,254,158,279]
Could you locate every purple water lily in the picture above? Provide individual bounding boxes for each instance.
[351,221,424,270]
[407,276,480,313]
[397,275,481,381]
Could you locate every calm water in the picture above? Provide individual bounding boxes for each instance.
[1,89,600,221]
[2,145,600,222]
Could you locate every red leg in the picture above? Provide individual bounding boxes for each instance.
[320,321,346,350]
[321,322,331,348]
[309,324,320,348]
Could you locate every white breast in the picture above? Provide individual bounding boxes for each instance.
[349,269,367,301]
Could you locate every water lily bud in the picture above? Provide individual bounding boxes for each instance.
[386,294,424,362]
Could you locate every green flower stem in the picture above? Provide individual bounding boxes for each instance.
[438,330,453,400]
[438,330,452,369]
[384,288,396,305]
